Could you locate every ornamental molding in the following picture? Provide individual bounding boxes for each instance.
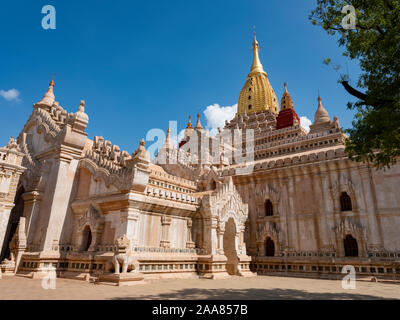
[256,221,280,243]
[333,217,366,239]
[201,176,248,228]
[329,174,357,205]
[77,205,104,233]
[255,183,280,205]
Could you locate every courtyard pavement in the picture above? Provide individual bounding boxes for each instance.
[0,275,399,300]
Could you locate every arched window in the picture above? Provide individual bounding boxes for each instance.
[340,192,352,211]
[265,237,275,257]
[265,200,273,216]
[343,234,358,257]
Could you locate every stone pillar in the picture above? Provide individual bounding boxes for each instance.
[120,208,140,247]
[320,169,336,251]
[286,172,298,251]
[358,167,383,251]
[217,223,225,254]
[40,157,81,252]
[160,215,172,248]
[22,191,43,248]
[257,240,265,257]
[313,167,332,250]
[238,225,246,255]
[0,205,13,258]
[186,219,195,249]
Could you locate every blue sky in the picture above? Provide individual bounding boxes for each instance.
[0,0,361,152]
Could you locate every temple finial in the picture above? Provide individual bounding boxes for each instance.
[186,115,193,129]
[50,72,55,87]
[195,112,203,130]
[164,126,172,148]
[37,75,56,106]
[250,29,264,74]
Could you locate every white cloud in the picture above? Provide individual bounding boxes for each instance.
[0,89,20,102]
[203,103,237,136]
[300,116,312,133]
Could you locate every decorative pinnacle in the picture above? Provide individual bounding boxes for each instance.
[186,115,193,129]
[78,100,85,112]
[250,30,264,74]
[195,112,203,129]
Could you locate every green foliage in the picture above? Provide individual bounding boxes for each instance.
[309,0,400,169]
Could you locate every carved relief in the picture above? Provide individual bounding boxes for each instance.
[329,175,357,210]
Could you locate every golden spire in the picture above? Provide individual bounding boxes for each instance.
[250,30,266,75]
[281,82,293,110]
[186,115,193,129]
[237,33,279,116]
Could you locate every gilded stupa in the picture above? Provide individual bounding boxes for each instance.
[237,33,279,116]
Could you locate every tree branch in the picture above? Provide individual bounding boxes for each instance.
[340,81,367,100]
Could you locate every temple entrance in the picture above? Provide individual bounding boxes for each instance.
[223,218,238,275]
[344,234,358,257]
[265,237,275,257]
[81,226,92,252]
[0,187,25,261]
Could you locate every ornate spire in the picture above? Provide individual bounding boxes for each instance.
[314,93,330,124]
[164,127,172,148]
[195,113,203,130]
[250,31,265,75]
[237,34,279,116]
[186,115,193,129]
[37,75,55,106]
[281,82,293,110]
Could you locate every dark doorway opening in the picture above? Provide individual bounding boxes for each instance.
[0,187,25,261]
[81,226,92,252]
[265,237,275,257]
[344,234,358,257]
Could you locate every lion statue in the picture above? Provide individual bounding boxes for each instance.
[106,234,140,274]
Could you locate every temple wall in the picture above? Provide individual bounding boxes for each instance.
[169,217,187,248]
[235,158,400,256]
[137,213,162,247]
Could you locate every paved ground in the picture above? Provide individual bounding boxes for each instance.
[0,275,399,300]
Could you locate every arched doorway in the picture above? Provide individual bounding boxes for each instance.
[81,226,92,252]
[223,218,238,275]
[344,234,358,257]
[0,187,25,261]
[265,237,275,257]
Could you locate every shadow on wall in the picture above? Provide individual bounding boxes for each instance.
[111,287,394,300]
